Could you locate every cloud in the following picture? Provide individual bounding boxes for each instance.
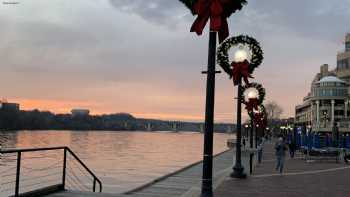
[245,0,350,40]
[109,0,190,28]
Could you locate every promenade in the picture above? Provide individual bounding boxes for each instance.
[215,141,350,197]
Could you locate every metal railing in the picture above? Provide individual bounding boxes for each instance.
[0,146,102,197]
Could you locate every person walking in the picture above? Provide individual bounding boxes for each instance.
[275,137,287,174]
[257,137,265,163]
[288,140,296,158]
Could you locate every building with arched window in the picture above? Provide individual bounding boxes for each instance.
[295,34,350,133]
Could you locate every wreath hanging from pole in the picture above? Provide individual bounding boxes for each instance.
[242,82,266,112]
[178,0,248,43]
[249,104,267,129]
[217,35,264,84]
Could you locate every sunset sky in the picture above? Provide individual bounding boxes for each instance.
[1,0,350,122]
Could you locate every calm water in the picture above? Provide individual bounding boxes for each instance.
[0,130,232,194]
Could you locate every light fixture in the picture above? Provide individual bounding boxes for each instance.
[243,87,259,102]
[233,47,248,62]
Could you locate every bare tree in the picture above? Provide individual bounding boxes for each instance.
[265,101,283,121]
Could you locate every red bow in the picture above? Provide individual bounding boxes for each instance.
[244,98,259,112]
[190,0,229,43]
[231,60,252,85]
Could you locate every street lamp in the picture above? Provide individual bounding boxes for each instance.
[243,86,260,175]
[245,124,249,138]
[230,48,248,179]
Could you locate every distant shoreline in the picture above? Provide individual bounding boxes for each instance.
[0,110,235,133]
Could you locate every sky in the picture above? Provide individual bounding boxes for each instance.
[0,0,350,123]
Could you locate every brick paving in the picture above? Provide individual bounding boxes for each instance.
[214,141,350,197]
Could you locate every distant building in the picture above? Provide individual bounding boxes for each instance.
[0,102,20,112]
[295,34,350,134]
[71,109,90,117]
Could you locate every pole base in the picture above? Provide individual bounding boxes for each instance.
[201,190,213,197]
[230,165,247,179]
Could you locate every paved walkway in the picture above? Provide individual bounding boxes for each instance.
[215,141,350,197]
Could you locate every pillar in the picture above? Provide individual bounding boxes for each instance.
[310,102,314,127]
[316,100,320,127]
[331,100,335,126]
[345,100,348,119]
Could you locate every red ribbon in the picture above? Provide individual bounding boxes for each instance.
[231,60,252,85]
[190,0,229,43]
[244,98,259,112]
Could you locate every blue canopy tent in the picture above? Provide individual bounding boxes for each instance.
[307,133,314,150]
[287,133,292,144]
[346,136,350,149]
[296,133,302,148]
[314,134,321,148]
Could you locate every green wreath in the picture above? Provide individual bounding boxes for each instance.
[241,82,265,105]
[217,35,264,77]
[179,0,247,16]
[248,104,267,120]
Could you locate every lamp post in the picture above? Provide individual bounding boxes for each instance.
[255,124,259,148]
[201,31,217,197]
[242,87,259,175]
[332,122,339,147]
[249,119,254,174]
[245,124,249,138]
[230,48,248,179]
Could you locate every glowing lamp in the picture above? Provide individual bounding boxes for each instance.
[243,87,259,102]
[233,48,248,62]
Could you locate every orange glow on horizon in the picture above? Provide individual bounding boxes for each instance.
[9,98,207,121]
[8,98,243,122]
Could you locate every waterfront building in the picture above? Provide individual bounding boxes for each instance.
[0,102,20,112]
[71,109,90,117]
[295,34,350,134]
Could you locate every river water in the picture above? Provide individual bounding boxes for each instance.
[0,130,232,194]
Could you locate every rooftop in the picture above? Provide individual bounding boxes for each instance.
[317,76,345,83]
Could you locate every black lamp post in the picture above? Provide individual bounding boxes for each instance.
[230,49,253,178]
[332,122,339,147]
[201,31,217,197]
[255,124,259,148]
[249,118,254,174]
[230,75,247,178]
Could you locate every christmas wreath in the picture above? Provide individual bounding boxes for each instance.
[249,105,267,129]
[242,82,265,112]
[179,0,248,42]
[217,35,264,84]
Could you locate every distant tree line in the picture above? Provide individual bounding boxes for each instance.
[0,109,235,133]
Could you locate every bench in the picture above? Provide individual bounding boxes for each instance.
[307,148,340,163]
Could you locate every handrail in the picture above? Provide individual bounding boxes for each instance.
[65,148,103,192]
[0,146,103,196]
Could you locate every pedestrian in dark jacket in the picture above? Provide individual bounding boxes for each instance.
[288,140,296,158]
[275,137,288,174]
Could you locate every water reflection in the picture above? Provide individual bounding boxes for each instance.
[1,130,232,193]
